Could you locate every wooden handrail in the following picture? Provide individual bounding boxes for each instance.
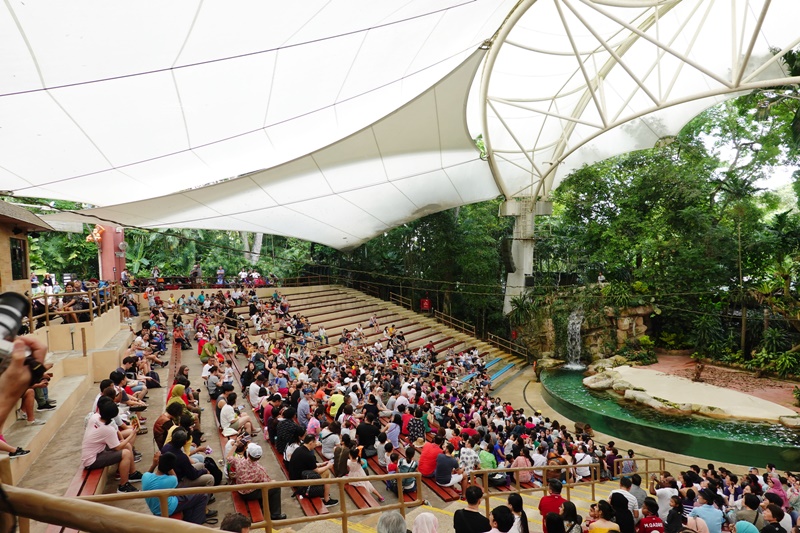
[433,310,476,337]
[0,483,211,533]
[487,332,530,363]
[389,292,411,310]
[471,462,603,518]
[27,283,122,333]
[78,471,424,533]
[611,457,666,479]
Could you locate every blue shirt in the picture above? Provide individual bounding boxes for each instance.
[690,504,724,533]
[142,472,178,516]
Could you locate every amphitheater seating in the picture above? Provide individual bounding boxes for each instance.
[45,467,108,533]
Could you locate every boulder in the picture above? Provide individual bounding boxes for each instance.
[623,389,651,403]
[696,404,729,419]
[583,371,619,390]
[779,416,800,428]
[611,380,633,393]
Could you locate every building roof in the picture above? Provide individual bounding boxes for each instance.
[0,201,53,232]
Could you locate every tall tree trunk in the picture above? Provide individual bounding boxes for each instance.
[250,233,263,266]
[240,231,251,263]
[240,232,264,265]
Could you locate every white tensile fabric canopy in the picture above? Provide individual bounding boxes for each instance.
[4,1,800,251]
[44,49,500,249]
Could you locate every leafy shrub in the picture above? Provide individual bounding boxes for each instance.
[760,327,789,354]
[602,282,632,308]
[774,352,799,378]
[794,386,800,407]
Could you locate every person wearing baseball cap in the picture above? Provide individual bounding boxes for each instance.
[297,388,315,428]
[225,440,286,520]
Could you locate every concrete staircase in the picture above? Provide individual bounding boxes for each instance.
[263,285,528,390]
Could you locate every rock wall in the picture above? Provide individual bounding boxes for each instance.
[522,305,652,361]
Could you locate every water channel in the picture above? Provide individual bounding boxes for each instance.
[540,368,800,467]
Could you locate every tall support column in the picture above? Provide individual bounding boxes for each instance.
[98,226,126,282]
[501,199,551,314]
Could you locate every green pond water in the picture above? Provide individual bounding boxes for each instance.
[540,369,800,468]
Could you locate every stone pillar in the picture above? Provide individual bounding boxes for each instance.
[98,226,126,282]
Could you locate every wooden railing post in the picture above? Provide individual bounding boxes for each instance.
[262,486,273,532]
[339,477,348,533]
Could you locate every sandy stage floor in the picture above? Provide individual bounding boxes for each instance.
[611,364,798,422]
[649,355,800,414]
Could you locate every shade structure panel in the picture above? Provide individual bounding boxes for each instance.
[0,91,111,184]
[43,49,497,250]
[173,52,276,148]
[51,71,188,168]
[5,2,194,90]
[3,0,517,207]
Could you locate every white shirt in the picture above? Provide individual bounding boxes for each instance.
[655,487,678,520]
[574,452,592,478]
[248,382,262,407]
[219,403,237,430]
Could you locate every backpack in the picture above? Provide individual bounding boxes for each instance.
[399,460,418,491]
[204,456,224,486]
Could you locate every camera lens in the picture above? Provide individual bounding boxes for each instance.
[0,292,30,340]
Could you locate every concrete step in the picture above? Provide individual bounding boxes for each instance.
[2,374,91,484]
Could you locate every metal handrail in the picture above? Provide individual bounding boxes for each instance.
[433,310,476,337]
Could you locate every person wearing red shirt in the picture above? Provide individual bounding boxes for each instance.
[400,405,413,435]
[461,422,478,439]
[636,500,665,533]
[417,436,445,477]
[538,479,568,533]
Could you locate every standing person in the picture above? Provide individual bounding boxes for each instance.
[539,480,568,533]
[561,501,583,533]
[142,451,212,525]
[508,493,530,533]
[588,501,621,533]
[636,500,665,533]
[216,266,225,285]
[453,486,492,533]
[649,474,679,521]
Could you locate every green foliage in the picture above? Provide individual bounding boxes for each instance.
[760,327,789,354]
[691,314,724,355]
[774,352,799,378]
[793,386,800,406]
[601,282,632,308]
[616,335,657,365]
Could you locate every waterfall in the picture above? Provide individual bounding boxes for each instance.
[565,309,586,369]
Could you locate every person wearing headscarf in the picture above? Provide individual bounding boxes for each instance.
[413,512,439,533]
[167,384,188,408]
[734,522,759,533]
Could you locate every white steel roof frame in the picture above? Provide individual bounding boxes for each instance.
[480,0,800,207]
